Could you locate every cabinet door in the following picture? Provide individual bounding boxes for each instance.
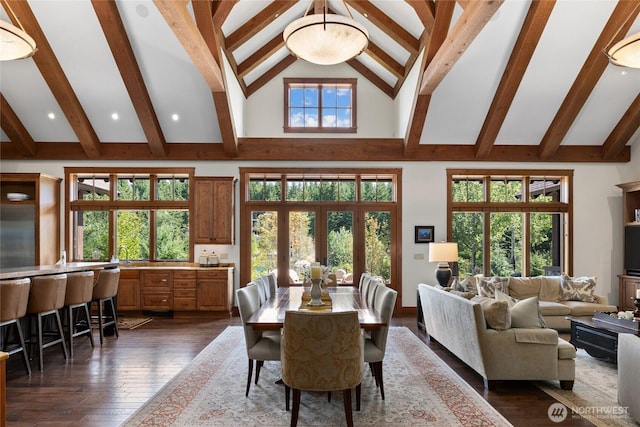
[197,280,227,311]
[117,275,140,311]
[194,178,235,244]
[621,277,640,311]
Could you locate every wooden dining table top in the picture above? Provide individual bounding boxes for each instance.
[246,286,385,331]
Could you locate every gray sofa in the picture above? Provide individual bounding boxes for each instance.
[418,283,575,390]
[618,333,640,423]
[456,275,617,330]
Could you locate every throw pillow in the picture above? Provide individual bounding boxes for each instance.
[507,276,542,300]
[495,290,546,328]
[477,276,508,298]
[559,274,596,303]
[472,296,511,330]
[456,277,477,293]
[449,290,476,299]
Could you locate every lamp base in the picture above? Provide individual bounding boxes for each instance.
[435,264,452,288]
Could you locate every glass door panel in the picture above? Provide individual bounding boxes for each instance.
[489,212,523,276]
[364,211,391,284]
[250,210,278,281]
[326,210,354,284]
[289,211,316,284]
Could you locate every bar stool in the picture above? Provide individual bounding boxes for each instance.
[90,268,120,345]
[27,274,68,371]
[0,278,32,375]
[63,271,95,357]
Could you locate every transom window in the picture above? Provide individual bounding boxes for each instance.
[448,169,573,278]
[284,78,357,133]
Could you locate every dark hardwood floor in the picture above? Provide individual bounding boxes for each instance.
[3,314,593,426]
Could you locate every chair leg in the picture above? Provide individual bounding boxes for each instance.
[67,306,74,359]
[356,383,361,411]
[255,360,264,384]
[342,388,353,427]
[285,385,290,411]
[54,310,69,361]
[97,299,105,345]
[246,359,254,397]
[14,321,31,376]
[36,313,44,371]
[373,361,385,400]
[107,297,119,338]
[291,388,301,427]
[83,303,95,349]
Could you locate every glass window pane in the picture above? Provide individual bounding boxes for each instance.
[304,109,318,127]
[117,176,150,201]
[489,212,522,276]
[78,175,110,201]
[320,180,338,201]
[490,178,523,202]
[337,109,351,127]
[286,180,304,201]
[364,211,391,283]
[156,210,189,261]
[452,178,484,202]
[117,210,150,261]
[452,212,484,276]
[251,211,278,280]
[336,88,351,107]
[290,108,304,127]
[74,210,109,261]
[529,178,561,202]
[322,109,337,127]
[327,211,353,282]
[289,211,316,283]
[530,213,563,276]
[290,87,304,107]
[322,87,337,107]
[303,180,321,201]
[338,180,356,201]
[304,88,318,107]
[156,176,189,201]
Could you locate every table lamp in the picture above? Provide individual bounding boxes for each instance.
[429,242,458,287]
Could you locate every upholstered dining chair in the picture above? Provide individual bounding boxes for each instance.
[265,271,278,295]
[0,278,32,375]
[236,285,281,397]
[366,278,382,308]
[281,310,364,427]
[364,285,397,400]
[358,273,370,293]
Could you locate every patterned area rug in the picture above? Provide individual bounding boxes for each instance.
[536,349,636,427]
[123,326,512,426]
[117,317,153,330]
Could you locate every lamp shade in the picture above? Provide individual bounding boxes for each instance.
[0,20,36,61]
[428,242,458,263]
[607,32,640,69]
[283,13,368,65]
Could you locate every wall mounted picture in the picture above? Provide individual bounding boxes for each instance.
[415,226,434,243]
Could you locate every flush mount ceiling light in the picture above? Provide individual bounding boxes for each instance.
[606,32,640,69]
[0,2,37,61]
[283,0,368,66]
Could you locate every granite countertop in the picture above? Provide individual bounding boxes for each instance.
[0,262,119,280]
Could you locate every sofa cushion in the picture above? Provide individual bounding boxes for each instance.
[559,274,596,303]
[496,291,546,328]
[508,276,542,300]
[539,276,562,302]
[477,276,508,297]
[561,300,617,316]
[472,296,511,330]
[538,300,572,316]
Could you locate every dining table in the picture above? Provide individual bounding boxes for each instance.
[246,285,385,331]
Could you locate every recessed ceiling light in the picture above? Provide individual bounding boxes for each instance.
[47,112,55,120]
[621,70,628,75]
[171,113,180,121]
[111,113,119,121]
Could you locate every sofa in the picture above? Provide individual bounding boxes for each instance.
[455,275,617,330]
[618,333,640,423]
[418,283,576,390]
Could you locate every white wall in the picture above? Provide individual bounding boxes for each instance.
[1,158,638,308]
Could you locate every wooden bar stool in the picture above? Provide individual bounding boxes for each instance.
[0,278,32,375]
[63,271,95,357]
[90,268,120,345]
[27,274,68,371]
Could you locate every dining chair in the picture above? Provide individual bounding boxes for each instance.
[357,273,370,293]
[0,278,32,375]
[265,271,278,295]
[90,267,120,345]
[364,285,397,400]
[256,275,271,300]
[247,280,266,306]
[281,310,364,427]
[366,278,382,308]
[236,285,281,397]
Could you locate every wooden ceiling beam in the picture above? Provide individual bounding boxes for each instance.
[538,1,639,159]
[419,0,503,95]
[154,0,225,92]
[211,0,238,27]
[346,59,394,98]
[192,0,238,156]
[0,94,37,157]
[237,35,285,78]
[602,94,640,160]
[92,0,167,158]
[3,0,101,159]
[225,1,296,52]
[474,0,555,159]
[246,55,297,97]
[405,0,435,34]
[345,0,420,55]
[365,40,405,79]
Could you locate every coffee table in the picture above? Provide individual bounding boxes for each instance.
[568,316,640,363]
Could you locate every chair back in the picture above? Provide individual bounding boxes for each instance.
[64,270,95,305]
[27,274,67,313]
[247,280,266,305]
[256,275,271,300]
[0,278,31,321]
[281,310,363,392]
[358,273,371,293]
[235,285,264,350]
[369,286,398,357]
[266,271,277,295]
[366,278,382,307]
[92,268,120,300]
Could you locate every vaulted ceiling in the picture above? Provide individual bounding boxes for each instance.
[0,0,639,162]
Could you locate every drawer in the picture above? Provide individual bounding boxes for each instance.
[143,272,172,290]
[197,270,227,279]
[174,279,196,289]
[174,270,196,280]
[174,298,197,310]
[141,292,172,310]
[174,288,196,298]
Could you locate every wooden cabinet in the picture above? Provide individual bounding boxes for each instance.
[117,269,140,310]
[194,177,235,244]
[618,276,640,311]
[617,181,640,310]
[173,270,197,311]
[197,269,234,315]
[141,270,173,311]
[0,173,61,268]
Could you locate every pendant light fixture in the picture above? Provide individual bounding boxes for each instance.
[0,1,37,61]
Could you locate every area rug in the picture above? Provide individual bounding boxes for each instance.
[536,348,636,427]
[117,317,153,330]
[123,326,513,426]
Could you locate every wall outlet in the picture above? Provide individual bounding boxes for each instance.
[414,253,425,260]
[219,253,228,259]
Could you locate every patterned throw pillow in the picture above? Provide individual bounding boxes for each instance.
[476,276,508,298]
[559,274,596,303]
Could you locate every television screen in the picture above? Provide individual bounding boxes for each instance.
[624,225,640,274]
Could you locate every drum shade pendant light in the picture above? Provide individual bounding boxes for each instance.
[283,0,368,65]
[0,1,37,61]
